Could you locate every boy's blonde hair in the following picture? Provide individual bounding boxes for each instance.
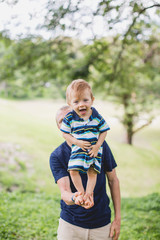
[66,79,93,104]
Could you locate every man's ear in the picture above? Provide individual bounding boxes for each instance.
[92,96,95,103]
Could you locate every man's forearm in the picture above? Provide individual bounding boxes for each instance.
[57,176,75,205]
[109,175,121,220]
[61,190,75,205]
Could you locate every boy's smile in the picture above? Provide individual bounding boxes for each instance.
[79,107,87,115]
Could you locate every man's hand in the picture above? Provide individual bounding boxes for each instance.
[110,218,121,240]
[88,144,99,157]
[76,140,91,151]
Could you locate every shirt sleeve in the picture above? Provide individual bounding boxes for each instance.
[98,115,110,133]
[102,141,117,172]
[60,116,71,134]
[49,151,69,183]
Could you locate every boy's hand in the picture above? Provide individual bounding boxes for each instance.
[88,144,99,157]
[76,140,91,151]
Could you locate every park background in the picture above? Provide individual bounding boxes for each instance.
[0,0,160,239]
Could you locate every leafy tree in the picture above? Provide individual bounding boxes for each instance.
[0,33,83,98]
[43,0,160,144]
[85,35,160,144]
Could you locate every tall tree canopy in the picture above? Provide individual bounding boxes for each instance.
[43,0,160,144]
[0,0,160,144]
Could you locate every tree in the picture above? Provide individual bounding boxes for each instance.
[43,0,160,144]
[0,33,83,98]
[89,36,160,144]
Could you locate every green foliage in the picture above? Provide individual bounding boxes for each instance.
[119,193,160,240]
[0,192,60,240]
[0,1,160,145]
[0,3,160,145]
[0,99,159,239]
[42,0,160,144]
[44,1,160,40]
[0,192,159,239]
[0,34,82,99]
[0,98,160,196]
[81,34,160,144]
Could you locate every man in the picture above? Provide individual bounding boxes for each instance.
[50,106,121,240]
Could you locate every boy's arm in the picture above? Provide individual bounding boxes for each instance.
[62,132,77,145]
[96,131,108,148]
[89,131,107,157]
[62,132,91,151]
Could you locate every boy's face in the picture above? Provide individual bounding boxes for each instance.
[69,88,94,119]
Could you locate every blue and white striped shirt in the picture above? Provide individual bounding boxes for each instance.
[60,107,110,173]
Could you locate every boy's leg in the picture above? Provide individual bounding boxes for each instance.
[86,167,97,195]
[69,170,84,204]
[69,170,84,193]
[85,167,97,207]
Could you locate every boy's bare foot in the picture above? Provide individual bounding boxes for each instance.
[75,192,84,205]
[84,192,94,208]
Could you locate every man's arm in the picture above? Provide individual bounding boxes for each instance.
[106,169,121,240]
[57,176,77,205]
[57,176,93,208]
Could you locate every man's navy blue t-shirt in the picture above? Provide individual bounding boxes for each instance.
[49,141,117,229]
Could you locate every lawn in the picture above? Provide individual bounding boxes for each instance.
[0,192,159,240]
[0,98,160,239]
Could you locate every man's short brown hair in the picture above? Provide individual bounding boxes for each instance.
[56,105,71,128]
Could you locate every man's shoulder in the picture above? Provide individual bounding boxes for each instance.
[51,142,69,156]
[102,141,117,171]
[102,140,109,149]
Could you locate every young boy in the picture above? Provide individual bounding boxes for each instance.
[60,79,110,206]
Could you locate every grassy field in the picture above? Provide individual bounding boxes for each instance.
[0,192,160,240]
[0,98,160,239]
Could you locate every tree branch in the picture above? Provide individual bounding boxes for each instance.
[133,118,153,134]
[112,3,160,80]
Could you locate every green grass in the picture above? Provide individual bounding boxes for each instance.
[119,193,160,240]
[0,192,60,240]
[111,142,160,197]
[0,98,63,194]
[0,98,160,196]
[0,98,160,239]
[0,192,159,240]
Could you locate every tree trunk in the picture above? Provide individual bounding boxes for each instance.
[124,113,134,145]
[126,128,133,145]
